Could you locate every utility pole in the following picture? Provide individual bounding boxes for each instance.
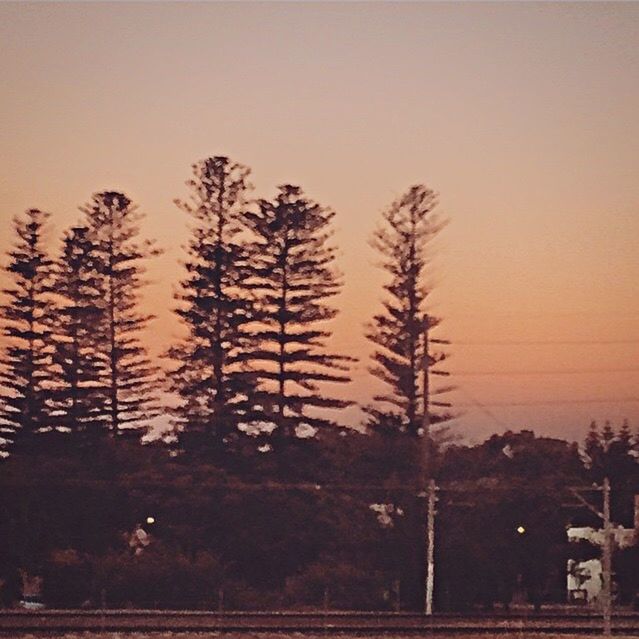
[425,478,436,616]
[421,316,450,616]
[569,479,613,638]
[602,477,612,638]
[421,317,435,616]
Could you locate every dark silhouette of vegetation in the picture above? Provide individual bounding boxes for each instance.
[366,185,449,435]
[1,162,637,613]
[49,226,109,438]
[168,157,260,454]
[244,185,353,442]
[584,420,638,484]
[583,419,639,526]
[0,426,636,610]
[438,431,585,611]
[81,192,161,436]
[0,209,54,450]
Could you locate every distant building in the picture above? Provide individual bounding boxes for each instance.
[566,495,639,605]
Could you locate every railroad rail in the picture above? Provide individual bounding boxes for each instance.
[1,610,639,634]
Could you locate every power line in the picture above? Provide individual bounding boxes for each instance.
[448,312,639,319]
[455,397,639,408]
[452,367,639,377]
[455,386,510,430]
[453,339,639,346]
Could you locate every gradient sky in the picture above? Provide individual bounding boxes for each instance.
[1,2,638,443]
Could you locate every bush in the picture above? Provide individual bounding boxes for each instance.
[91,545,224,609]
[219,580,285,611]
[43,549,92,608]
[285,561,388,610]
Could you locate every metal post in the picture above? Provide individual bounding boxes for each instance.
[602,476,612,637]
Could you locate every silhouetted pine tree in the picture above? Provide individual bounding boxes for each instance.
[583,420,638,486]
[81,192,161,436]
[0,209,54,450]
[366,185,449,435]
[168,156,260,450]
[244,185,353,441]
[49,226,109,438]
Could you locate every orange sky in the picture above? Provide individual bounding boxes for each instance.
[1,2,637,443]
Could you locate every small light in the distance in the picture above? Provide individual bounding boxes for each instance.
[517,525,526,534]
[146,516,155,525]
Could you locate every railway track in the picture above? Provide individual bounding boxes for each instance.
[1,610,639,634]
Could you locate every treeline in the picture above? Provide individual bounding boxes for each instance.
[1,156,637,611]
[0,423,636,610]
[0,156,449,455]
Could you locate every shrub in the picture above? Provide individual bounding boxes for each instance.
[91,544,224,609]
[43,549,92,608]
[284,560,388,610]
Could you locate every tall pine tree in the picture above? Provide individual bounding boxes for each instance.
[366,185,449,435]
[168,156,259,451]
[81,191,161,436]
[245,185,353,441]
[0,209,54,450]
[49,225,109,438]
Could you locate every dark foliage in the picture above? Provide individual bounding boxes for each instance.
[366,185,449,435]
[0,209,54,450]
[582,420,639,526]
[1,426,631,611]
[1,176,636,613]
[49,226,110,438]
[81,192,161,435]
[437,431,586,610]
[244,185,353,441]
[168,157,260,453]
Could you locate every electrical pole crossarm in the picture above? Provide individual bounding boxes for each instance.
[568,487,605,520]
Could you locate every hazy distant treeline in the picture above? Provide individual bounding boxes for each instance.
[0,155,450,455]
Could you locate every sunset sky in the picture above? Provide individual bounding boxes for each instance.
[1,2,637,443]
